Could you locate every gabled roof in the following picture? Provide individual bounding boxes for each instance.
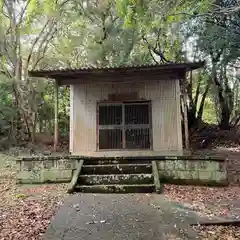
[28,62,204,85]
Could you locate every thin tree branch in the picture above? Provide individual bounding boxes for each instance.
[17,0,31,26]
[31,28,58,70]
[25,19,55,71]
[142,36,159,64]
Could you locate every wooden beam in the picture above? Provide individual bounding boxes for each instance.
[182,73,190,150]
[53,80,59,152]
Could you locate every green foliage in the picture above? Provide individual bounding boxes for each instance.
[116,0,211,29]
[116,0,147,28]
[0,75,16,147]
[202,97,218,124]
[0,0,239,148]
[194,0,240,128]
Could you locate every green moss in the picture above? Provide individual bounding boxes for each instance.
[175,160,187,170]
[18,170,42,183]
[42,169,72,182]
[215,171,227,182]
[198,171,213,180]
[164,161,175,170]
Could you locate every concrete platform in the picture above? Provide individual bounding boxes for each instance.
[43,194,207,240]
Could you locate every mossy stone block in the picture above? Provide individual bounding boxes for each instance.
[18,169,42,183]
[186,171,199,180]
[175,170,196,180]
[198,161,208,170]
[33,161,43,169]
[172,170,183,179]
[42,169,72,182]
[205,161,219,171]
[157,161,165,170]
[43,160,55,169]
[218,161,226,171]
[16,161,21,171]
[198,171,213,180]
[214,171,227,182]
[56,159,77,169]
[175,160,186,170]
[159,170,170,178]
[56,159,67,169]
[164,160,175,170]
[186,160,198,170]
[22,161,34,171]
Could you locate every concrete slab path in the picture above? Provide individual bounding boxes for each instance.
[44,194,205,240]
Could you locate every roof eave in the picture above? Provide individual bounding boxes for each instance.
[28,61,205,79]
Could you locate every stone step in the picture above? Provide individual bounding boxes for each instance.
[81,164,152,175]
[75,184,155,193]
[83,159,152,165]
[78,174,154,185]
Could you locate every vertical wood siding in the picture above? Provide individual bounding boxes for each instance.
[69,86,73,153]
[71,79,183,156]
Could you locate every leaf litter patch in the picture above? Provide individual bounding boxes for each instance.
[164,184,240,239]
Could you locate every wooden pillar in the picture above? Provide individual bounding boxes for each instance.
[182,72,189,150]
[53,80,59,152]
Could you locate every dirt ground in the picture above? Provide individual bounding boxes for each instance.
[0,153,68,239]
[0,151,239,240]
[164,185,240,239]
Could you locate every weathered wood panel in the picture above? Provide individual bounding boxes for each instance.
[70,79,183,156]
[69,85,74,153]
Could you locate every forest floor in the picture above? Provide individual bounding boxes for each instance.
[0,148,239,240]
[0,153,68,240]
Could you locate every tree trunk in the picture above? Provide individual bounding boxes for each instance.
[212,63,232,130]
[219,105,231,130]
[197,76,212,122]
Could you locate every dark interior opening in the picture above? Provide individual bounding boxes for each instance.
[98,102,151,150]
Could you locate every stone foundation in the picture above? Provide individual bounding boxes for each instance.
[157,158,227,185]
[16,156,80,183]
[16,155,227,185]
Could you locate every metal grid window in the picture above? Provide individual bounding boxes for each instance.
[98,102,152,150]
